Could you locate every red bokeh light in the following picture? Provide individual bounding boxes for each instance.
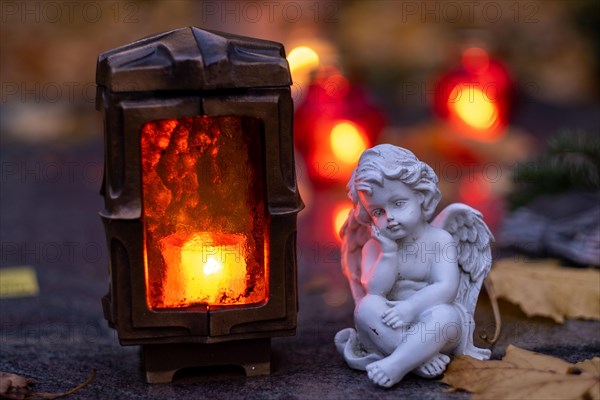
[435,47,512,142]
[294,67,385,188]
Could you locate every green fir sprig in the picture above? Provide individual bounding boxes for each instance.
[510,131,600,209]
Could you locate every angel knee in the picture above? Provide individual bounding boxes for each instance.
[424,304,460,326]
[414,305,462,346]
[354,295,386,327]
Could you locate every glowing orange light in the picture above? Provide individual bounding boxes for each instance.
[203,257,222,275]
[287,46,320,76]
[330,121,368,165]
[434,46,510,143]
[160,232,249,307]
[333,204,353,239]
[449,85,498,130]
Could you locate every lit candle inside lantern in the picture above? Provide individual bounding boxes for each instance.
[160,232,250,307]
[140,116,269,311]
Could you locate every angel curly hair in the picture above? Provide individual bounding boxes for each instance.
[348,144,442,224]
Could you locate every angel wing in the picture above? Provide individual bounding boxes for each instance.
[431,203,495,359]
[339,207,370,305]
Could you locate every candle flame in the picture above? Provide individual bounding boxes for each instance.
[203,256,223,276]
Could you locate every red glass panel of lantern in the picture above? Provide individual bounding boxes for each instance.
[141,116,269,309]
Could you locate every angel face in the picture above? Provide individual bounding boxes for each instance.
[358,178,425,241]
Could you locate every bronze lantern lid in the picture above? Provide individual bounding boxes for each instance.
[96,27,292,92]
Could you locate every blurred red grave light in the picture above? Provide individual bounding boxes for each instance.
[434,47,512,142]
[333,202,353,242]
[294,67,385,188]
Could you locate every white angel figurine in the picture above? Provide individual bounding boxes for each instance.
[335,144,494,388]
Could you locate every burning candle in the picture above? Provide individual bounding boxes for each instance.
[158,232,257,308]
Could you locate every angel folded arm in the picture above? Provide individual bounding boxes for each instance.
[361,231,461,321]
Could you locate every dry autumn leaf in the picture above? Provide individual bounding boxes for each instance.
[489,258,600,323]
[0,372,31,399]
[442,345,600,400]
[0,370,95,400]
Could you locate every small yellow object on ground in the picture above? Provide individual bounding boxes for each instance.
[0,266,39,298]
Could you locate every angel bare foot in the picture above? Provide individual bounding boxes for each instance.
[463,345,492,360]
[366,357,406,388]
[413,353,450,378]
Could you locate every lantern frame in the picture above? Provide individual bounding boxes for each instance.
[96,27,302,382]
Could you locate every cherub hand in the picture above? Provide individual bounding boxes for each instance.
[382,301,415,329]
[371,225,398,254]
